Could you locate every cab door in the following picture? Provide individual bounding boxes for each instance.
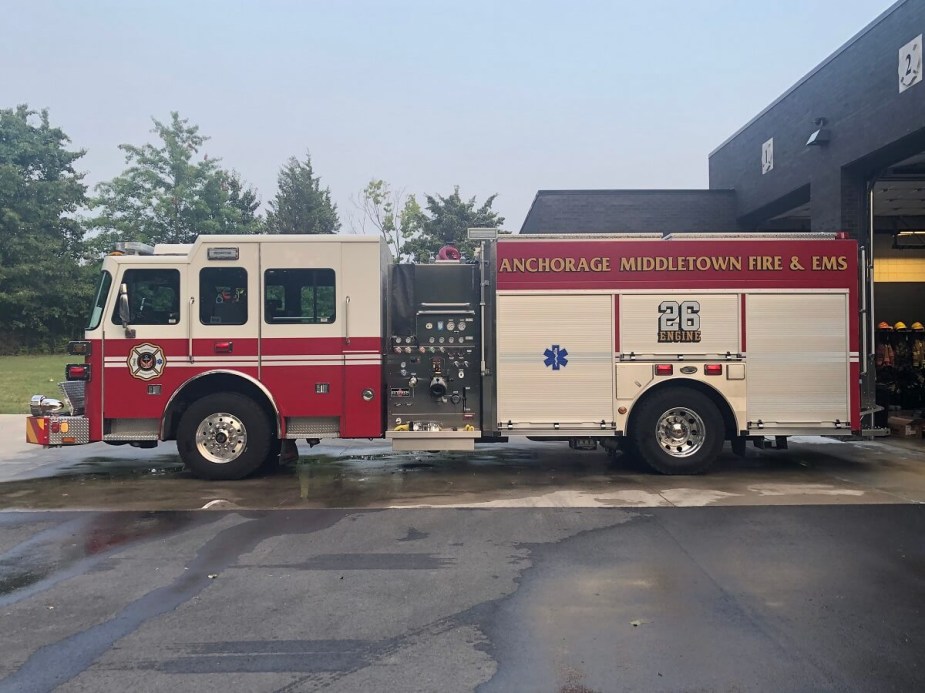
[101,263,188,440]
[259,241,346,438]
[189,242,260,378]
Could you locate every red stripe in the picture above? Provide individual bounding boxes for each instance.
[614,294,620,352]
[496,239,858,291]
[261,336,381,355]
[740,294,747,352]
[850,361,861,431]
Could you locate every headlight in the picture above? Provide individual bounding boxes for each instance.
[29,395,64,416]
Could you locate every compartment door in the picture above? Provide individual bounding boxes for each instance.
[746,293,849,427]
[497,294,614,428]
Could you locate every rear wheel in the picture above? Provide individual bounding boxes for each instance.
[177,393,273,480]
[630,388,725,475]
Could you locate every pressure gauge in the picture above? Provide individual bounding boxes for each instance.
[429,337,435,344]
[438,337,445,344]
[447,321,456,331]
[458,321,467,331]
[394,336,402,343]
[405,336,412,344]
[448,337,455,344]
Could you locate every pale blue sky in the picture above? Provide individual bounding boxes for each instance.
[3,0,896,231]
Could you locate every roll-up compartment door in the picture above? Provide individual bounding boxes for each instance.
[620,293,740,356]
[497,294,613,427]
[746,293,849,426]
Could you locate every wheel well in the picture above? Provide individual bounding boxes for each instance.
[626,379,737,441]
[162,372,279,440]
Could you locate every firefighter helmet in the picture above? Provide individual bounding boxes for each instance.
[913,322,925,331]
[878,321,893,330]
[895,321,909,331]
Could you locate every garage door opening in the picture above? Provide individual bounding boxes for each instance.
[870,153,925,441]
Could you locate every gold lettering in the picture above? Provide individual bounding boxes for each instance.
[499,258,511,272]
[512,258,525,272]
[550,258,565,272]
[564,258,576,272]
[525,258,537,272]
[577,257,589,271]
[620,257,637,272]
[538,258,550,272]
[812,255,847,271]
[601,257,610,271]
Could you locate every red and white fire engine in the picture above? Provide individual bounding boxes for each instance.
[25,230,861,479]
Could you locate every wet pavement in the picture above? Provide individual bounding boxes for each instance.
[0,506,922,692]
[0,428,923,511]
[0,415,923,691]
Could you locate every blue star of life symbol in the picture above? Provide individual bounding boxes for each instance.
[543,345,569,370]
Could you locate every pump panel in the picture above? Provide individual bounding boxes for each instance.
[385,264,482,432]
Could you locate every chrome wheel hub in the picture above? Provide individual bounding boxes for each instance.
[195,413,247,464]
[655,407,706,458]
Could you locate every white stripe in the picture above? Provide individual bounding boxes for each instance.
[104,361,381,369]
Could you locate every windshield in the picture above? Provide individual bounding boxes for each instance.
[86,270,113,330]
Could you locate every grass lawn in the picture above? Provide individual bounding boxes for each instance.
[0,354,73,414]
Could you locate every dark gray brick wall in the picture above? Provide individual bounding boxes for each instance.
[709,0,925,235]
[519,190,740,234]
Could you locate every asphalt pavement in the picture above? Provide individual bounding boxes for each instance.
[0,414,923,692]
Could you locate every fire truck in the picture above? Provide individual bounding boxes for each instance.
[25,230,861,480]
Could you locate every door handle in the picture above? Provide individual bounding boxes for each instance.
[188,297,195,363]
[214,341,233,354]
[345,295,351,345]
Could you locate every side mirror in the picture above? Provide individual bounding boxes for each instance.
[118,283,136,338]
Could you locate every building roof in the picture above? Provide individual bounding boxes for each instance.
[519,189,740,234]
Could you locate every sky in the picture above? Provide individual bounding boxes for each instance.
[3,0,898,233]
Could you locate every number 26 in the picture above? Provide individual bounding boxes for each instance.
[658,300,700,331]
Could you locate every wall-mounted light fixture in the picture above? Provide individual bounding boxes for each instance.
[806,117,831,147]
[893,230,925,249]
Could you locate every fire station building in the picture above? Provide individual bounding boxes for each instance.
[521,0,925,426]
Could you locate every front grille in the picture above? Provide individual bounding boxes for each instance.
[58,380,86,415]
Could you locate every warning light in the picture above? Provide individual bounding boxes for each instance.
[655,364,673,376]
[704,364,723,376]
[67,341,91,356]
[66,364,90,381]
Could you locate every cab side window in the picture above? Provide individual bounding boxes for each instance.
[111,269,180,325]
[199,267,248,325]
[264,269,336,324]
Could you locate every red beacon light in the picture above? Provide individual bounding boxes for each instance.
[704,364,723,376]
[65,364,91,381]
[654,364,673,376]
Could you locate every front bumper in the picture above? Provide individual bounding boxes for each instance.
[26,415,91,446]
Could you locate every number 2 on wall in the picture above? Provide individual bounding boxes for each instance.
[658,300,701,331]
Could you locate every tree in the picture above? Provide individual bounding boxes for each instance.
[265,152,339,235]
[354,178,422,258]
[89,112,261,254]
[0,105,92,352]
[224,171,263,235]
[402,186,505,262]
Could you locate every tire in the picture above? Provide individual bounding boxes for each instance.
[629,387,725,475]
[176,393,273,480]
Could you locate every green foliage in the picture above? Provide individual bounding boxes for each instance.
[266,152,340,235]
[0,105,93,353]
[0,354,75,413]
[89,112,261,254]
[356,178,423,258]
[401,186,505,263]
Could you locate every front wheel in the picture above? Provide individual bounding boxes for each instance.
[177,393,273,480]
[630,388,725,475]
